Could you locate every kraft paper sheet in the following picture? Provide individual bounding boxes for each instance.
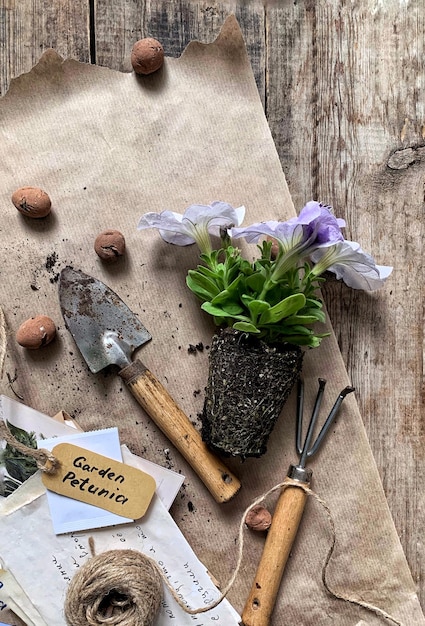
[0,15,423,626]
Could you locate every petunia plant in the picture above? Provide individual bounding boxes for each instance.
[138,200,392,349]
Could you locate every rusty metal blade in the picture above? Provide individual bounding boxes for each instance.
[59,267,151,373]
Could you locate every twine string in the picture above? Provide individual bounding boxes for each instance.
[164,478,405,625]
[64,548,163,626]
[214,477,404,626]
[63,479,405,625]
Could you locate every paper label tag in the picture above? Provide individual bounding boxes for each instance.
[42,443,156,520]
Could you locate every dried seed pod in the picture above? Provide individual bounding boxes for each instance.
[245,505,272,532]
[94,229,126,262]
[16,315,56,349]
[131,38,164,75]
[12,186,51,218]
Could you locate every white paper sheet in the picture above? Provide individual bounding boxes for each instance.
[0,395,74,440]
[0,569,47,626]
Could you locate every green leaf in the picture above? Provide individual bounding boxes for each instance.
[248,299,270,318]
[302,308,326,323]
[211,275,242,303]
[284,324,313,335]
[201,302,232,317]
[211,290,231,305]
[195,265,225,281]
[240,259,254,275]
[282,335,322,347]
[233,321,261,334]
[284,314,322,325]
[222,303,245,315]
[185,281,212,301]
[186,271,221,300]
[245,272,266,293]
[259,293,306,324]
[305,298,323,309]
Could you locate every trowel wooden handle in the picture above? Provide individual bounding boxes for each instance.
[119,359,241,503]
[241,481,309,626]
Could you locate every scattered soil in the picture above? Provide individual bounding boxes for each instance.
[45,251,60,283]
[45,251,58,270]
[187,342,206,354]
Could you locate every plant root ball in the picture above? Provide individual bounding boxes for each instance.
[94,229,126,262]
[16,315,56,349]
[131,38,164,75]
[12,186,51,218]
[245,505,272,532]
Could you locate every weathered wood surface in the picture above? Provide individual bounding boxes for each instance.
[1,0,424,613]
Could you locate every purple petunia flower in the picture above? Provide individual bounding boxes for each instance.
[231,201,345,255]
[138,198,392,296]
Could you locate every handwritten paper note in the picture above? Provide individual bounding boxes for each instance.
[0,474,240,625]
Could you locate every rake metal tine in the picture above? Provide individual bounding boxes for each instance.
[296,377,326,457]
[299,378,327,468]
[307,385,355,458]
[296,378,304,456]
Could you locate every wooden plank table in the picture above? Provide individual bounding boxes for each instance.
[1,0,424,615]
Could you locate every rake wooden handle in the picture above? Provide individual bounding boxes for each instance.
[241,479,309,626]
[119,359,241,503]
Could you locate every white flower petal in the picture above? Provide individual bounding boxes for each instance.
[377,265,393,280]
[137,210,196,245]
[183,204,214,224]
[231,221,280,243]
[311,241,393,291]
[137,210,183,231]
[234,205,246,226]
[138,202,245,250]
[158,230,196,246]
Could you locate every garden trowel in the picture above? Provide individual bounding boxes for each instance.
[58,266,240,503]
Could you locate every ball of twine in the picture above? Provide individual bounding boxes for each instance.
[64,549,163,626]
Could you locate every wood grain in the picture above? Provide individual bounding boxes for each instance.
[1,0,424,615]
[265,0,425,604]
[242,481,309,626]
[0,0,90,97]
[119,360,241,503]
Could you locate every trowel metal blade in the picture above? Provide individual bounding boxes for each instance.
[59,267,152,373]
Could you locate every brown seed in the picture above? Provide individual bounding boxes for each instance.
[131,38,164,75]
[16,315,56,349]
[12,186,51,218]
[245,505,272,532]
[94,229,126,262]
